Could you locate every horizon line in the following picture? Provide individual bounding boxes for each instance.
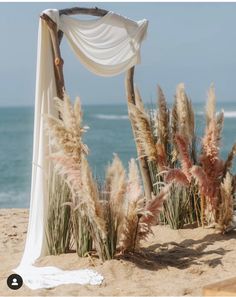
[1,100,236,108]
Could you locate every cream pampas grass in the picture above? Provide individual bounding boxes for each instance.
[105,154,127,256]
[206,84,216,128]
[45,93,167,259]
[157,86,169,152]
[224,143,236,176]
[80,156,111,260]
[175,84,195,142]
[45,94,92,257]
[134,85,146,115]
[170,84,195,164]
[171,99,179,163]
[218,172,234,233]
[44,81,236,262]
[128,102,158,162]
[128,82,235,231]
[119,159,144,252]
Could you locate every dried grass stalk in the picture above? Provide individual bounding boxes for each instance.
[155,141,167,170]
[119,159,144,252]
[206,84,216,127]
[80,156,111,260]
[171,84,195,163]
[216,111,224,143]
[46,170,72,255]
[175,83,194,141]
[105,154,127,256]
[191,165,209,195]
[223,143,236,176]
[106,154,127,217]
[194,85,225,218]
[171,99,179,163]
[45,94,95,257]
[139,185,171,239]
[128,102,158,162]
[165,168,189,187]
[175,134,193,181]
[157,86,169,151]
[134,85,146,114]
[218,172,234,233]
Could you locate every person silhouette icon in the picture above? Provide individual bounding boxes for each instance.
[11,278,18,286]
[7,274,23,290]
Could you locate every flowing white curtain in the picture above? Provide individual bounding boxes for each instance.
[15,9,148,289]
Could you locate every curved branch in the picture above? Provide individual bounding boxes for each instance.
[59,7,109,17]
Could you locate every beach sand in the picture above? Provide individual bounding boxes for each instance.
[1,208,236,296]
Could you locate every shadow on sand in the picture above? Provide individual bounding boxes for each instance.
[117,230,236,271]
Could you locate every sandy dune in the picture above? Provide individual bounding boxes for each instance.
[1,208,236,296]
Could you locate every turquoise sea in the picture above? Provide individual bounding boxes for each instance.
[0,102,235,208]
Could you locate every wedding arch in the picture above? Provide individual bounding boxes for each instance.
[15,6,151,289]
[40,7,152,199]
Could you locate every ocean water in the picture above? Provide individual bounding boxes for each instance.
[0,102,235,208]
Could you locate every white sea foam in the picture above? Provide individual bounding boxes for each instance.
[94,114,129,120]
[95,111,236,120]
[196,111,236,118]
[221,111,236,118]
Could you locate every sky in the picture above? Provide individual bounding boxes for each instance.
[0,2,236,106]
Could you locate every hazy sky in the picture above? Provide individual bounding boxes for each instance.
[1,2,236,106]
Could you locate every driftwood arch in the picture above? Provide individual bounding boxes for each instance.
[41,7,153,200]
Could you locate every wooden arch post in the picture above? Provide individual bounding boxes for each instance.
[40,7,153,200]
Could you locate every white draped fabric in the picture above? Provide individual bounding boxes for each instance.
[58,11,148,76]
[14,8,148,289]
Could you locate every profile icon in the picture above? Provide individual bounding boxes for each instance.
[12,278,18,286]
[7,274,23,290]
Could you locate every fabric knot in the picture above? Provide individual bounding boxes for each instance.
[41,9,60,27]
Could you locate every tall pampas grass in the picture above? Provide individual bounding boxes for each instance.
[191,165,209,197]
[165,169,190,187]
[134,85,146,115]
[171,100,179,164]
[128,102,158,162]
[45,94,92,257]
[197,86,225,220]
[175,83,193,141]
[223,143,236,176]
[206,84,216,128]
[171,84,196,164]
[105,154,127,257]
[119,159,144,252]
[218,172,234,233]
[45,94,169,259]
[157,86,169,152]
[139,185,171,235]
[175,134,193,181]
[181,85,234,229]
[80,156,111,260]
[129,82,235,231]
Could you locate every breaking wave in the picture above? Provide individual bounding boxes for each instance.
[196,111,236,118]
[94,114,129,120]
